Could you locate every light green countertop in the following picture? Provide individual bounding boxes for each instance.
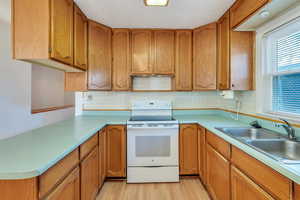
[175,114,300,185]
[0,115,128,180]
[1,113,300,185]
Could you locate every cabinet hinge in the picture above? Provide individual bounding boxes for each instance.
[48,48,52,53]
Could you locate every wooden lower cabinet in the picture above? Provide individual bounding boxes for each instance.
[99,129,107,187]
[231,146,292,200]
[295,184,300,200]
[106,125,126,177]
[206,144,230,200]
[45,167,80,200]
[198,126,206,183]
[231,166,274,200]
[39,149,79,199]
[180,124,198,175]
[0,178,38,200]
[81,147,99,200]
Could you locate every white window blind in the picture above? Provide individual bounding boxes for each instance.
[271,28,300,115]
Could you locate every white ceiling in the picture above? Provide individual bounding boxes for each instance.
[75,0,236,29]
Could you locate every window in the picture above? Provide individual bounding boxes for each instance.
[265,18,300,117]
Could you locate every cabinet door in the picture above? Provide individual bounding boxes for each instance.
[45,167,80,200]
[153,30,175,74]
[131,30,153,74]
[99,129,107,187]
[231,31,254,90]
[295,184,300,200]
[50,0,74,65]
[112,29,131,91]
[175,30,193,91]
[106,125,126,177]
[81,147,99,200]
[230,0,270,28]
[217,11,231,90]
[88,21,112,90]
[206,144,230,200]
[231,166,274,200]
[74,5,88,70]
[180,124,198,175]
[193,23,217,90]
[198,126,206,184]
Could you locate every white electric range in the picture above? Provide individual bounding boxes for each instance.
[127,101,179,183]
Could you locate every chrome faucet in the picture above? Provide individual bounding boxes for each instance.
[280,119,297,141]
[249,120,262,129]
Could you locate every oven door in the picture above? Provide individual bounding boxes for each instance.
[127,125,179,167]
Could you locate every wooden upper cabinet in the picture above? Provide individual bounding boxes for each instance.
[174,30,193,91]
[153,30,175,74]
[12,0,80,72]
[50,0,74,65]
[180,124,198,175]
[131,30,153,74]
[231,30,254,90]
[106,125,126,177]
[74,4,88,70]
[88,21,112,90]
[230,0,270,29]
[231,166,274,200]
[112,29,131,91]
[80,147,99,200]
[217,10,254,91]
[193,23,217,90]
[217,11,231,90]
[64,72,87,91]
[206,144,230,200]
[45,167,80,200]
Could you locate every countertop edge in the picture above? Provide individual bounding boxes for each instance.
[2,116,300,185]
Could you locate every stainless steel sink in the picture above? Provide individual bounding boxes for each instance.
[246,140,300,164]
[215,127,300,164]
[215,127,283,140]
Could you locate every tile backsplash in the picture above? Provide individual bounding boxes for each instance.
[82,91,221,109]
[81,91,257,114]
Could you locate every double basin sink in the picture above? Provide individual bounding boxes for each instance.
[215,127,300,164]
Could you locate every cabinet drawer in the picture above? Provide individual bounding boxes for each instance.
[44,167,80,200]
[80,134,98,160]
[231,146,292,200]
[206,131,231,159]
[39,149,79,199]
[231,166,274,200]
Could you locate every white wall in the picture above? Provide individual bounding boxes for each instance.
[0,1,74,140]
[31,65,74,110]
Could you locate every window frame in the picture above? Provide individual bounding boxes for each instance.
[261,17,300,119]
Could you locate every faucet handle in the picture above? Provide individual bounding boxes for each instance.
[279,118,291,126]
[250,121,262,129]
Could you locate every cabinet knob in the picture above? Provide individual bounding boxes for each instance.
[232,84,235,88]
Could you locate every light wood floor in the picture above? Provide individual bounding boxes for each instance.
[96,177,211,200]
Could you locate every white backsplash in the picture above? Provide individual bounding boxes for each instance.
[132,76,172,91]
[81,91,257,113]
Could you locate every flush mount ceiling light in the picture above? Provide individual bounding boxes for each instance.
[144,0,169,6]
[259,10,270,18]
